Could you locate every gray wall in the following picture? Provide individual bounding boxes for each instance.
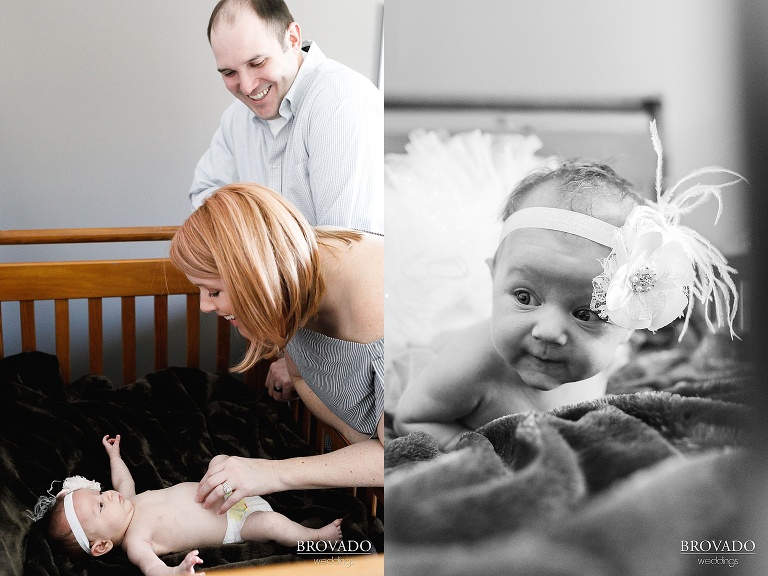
[1,0,382,237]
[0,0,383,380]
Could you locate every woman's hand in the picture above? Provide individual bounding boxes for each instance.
[196,455,282,514]
[265,357,298,401]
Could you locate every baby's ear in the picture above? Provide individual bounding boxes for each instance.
[91,539,113,557]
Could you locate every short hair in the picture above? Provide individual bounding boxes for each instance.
[170,183,361,373]
[208,0,294,45]
[45,496,88,558]
[500,160,645,227]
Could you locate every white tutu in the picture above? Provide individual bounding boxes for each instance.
[384,129,554,410]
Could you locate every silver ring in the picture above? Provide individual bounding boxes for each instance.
[273,386,283,392]
[221,481,233,498]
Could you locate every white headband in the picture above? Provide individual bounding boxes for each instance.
[499,206,618,249]
[63,491,92,555]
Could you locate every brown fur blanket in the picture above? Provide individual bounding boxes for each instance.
[0,352,383,576]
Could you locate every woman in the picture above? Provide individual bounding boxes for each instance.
[170,183,383,512]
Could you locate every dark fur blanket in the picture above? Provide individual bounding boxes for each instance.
[385,368,757,575]
[0,352,383,576]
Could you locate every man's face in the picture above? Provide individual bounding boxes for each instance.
[211,10,302,120]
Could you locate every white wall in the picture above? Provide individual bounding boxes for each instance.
[0,0,382,237]
[385,0,748,257]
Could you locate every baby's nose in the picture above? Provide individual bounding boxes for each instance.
[531,309,568,346]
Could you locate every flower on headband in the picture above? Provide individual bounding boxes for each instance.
[56,476,101,498]
[592,207,694,330]
[592,120,741,339]
[26,476,102,522]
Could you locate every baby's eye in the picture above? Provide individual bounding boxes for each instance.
[208,291,220,298]
[573,308,601,322]
[512,290,535,305]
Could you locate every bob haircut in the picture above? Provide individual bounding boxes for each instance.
[170,183,361,373]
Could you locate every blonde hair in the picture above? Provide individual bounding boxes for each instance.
[170,183,361,372]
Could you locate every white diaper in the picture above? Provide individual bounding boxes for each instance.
[223,496,273,544]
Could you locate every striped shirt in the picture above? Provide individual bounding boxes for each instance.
[189,42,383,234]
[285,327,384,438]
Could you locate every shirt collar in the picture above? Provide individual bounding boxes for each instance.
[278,40,325,119]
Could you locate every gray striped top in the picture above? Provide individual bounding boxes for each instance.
[285,327,383,438]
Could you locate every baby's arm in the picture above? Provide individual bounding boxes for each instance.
[127,540,204,576]
[395,320,501,450]
[102,435,136,498]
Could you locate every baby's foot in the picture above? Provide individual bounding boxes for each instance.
[316,518,343,542]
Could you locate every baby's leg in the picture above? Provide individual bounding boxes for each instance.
[240,511,342,547]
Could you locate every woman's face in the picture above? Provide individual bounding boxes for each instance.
[186,274,249,337]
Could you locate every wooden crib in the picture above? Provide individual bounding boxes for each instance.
[0,226,383,575]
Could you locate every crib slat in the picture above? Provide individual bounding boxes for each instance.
[88,298,103,374]
[0,304,4,358]
[122,297,137,384]
[20,301,36,352]
[186,293,200,368]
[54,300,71,384]
[216,316,230,372]
[154,295,168,370]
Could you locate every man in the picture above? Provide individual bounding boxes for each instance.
[192,0,383,400]
[191,0,383,233]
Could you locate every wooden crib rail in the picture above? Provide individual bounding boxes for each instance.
[0,227,233,384]
[0,226,179,245]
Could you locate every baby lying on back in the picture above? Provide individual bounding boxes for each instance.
[31,434,341,576]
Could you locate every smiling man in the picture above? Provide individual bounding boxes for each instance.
[189,0,383,237]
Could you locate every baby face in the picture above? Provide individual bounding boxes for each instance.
[489,227,630,391]
[72,489,134,545]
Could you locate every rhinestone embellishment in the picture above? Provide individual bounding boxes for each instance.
[629,263,658,293]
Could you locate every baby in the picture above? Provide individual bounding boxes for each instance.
[30,435,342,576]
[395,135,739,450]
